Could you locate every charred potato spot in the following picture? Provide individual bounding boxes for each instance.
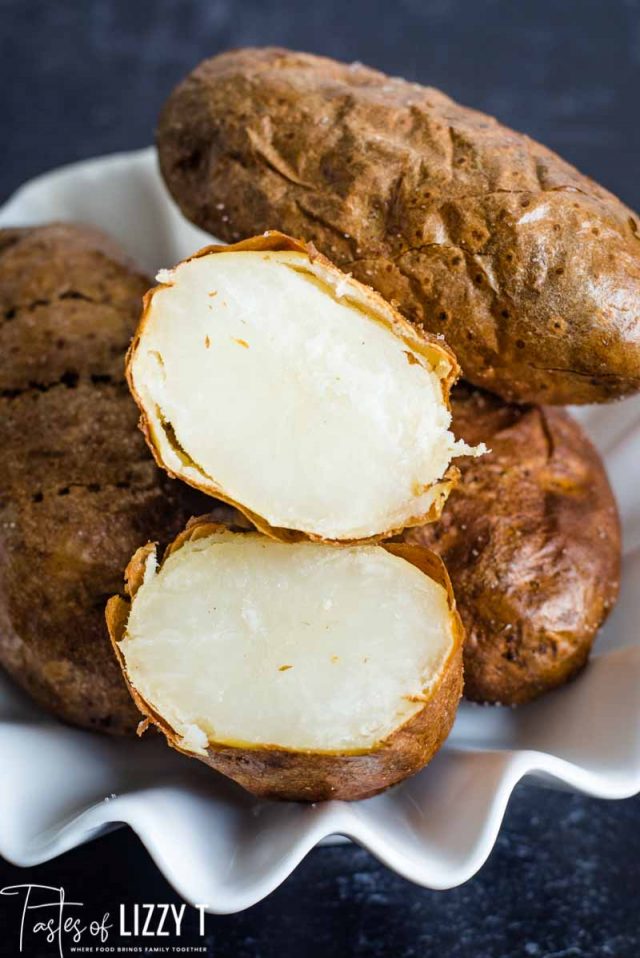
[403,386,621,705]
[0,224,209,734]
[158,47,640,405]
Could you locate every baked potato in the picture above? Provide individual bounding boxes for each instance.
[127,231,482,543]
[402,386,621,704]
[157,47,640,406]
[106,517,464,801]
[0,224,207,734]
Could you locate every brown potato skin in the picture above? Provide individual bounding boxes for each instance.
[157,47,640,405]
[107,519,464,801]
[402,386,621,705]
[0,225,208,734]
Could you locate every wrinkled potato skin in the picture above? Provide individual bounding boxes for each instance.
[403,387,621,704]
[107,519,464,801]
[0,225,207,734]
[158,47,640,405]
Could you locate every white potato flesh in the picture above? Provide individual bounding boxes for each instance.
[120,534,455,753]
[131,250,474,540]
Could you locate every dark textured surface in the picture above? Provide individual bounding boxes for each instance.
[0,1,638,955]
[1,0,640,212]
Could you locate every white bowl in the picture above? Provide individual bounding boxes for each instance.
[0,148,638,913]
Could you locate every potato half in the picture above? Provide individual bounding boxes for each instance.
[403,386,621,705]
[126,232,479,543]
[107,518,464,802]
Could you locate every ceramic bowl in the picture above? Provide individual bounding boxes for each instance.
[0,149,638,912]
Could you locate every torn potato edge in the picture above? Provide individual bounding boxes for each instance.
[125,231,462,544]
[106,515,465,802]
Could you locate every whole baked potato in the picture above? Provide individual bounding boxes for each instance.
[402,386,621,704]
[157,47,640,405]
[0,224,206,733]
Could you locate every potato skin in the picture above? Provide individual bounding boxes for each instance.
[107,520,464,802]
[0,224,208,734]
[158,47,640,405]
[402,387,621,705]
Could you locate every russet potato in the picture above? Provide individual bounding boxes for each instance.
[107,517,464,801]
[158,47,640,405]
[0,224,207,733]
[403,386,621,704]
[127,232,483,543]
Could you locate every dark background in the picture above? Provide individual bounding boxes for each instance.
[0,0,639,955]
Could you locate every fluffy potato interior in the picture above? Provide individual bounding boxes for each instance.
[130,250,474,539]
[119,533,455,753]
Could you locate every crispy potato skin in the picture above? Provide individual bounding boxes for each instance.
[158,47,640,405]
[127,231,460,543]
[402,387,621,705]
[0,225,208,734]
[107,519,464,801]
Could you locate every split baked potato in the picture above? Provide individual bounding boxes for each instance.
[157,47,640,405]
[127,231,483,543]
[403,386,621,704]
[0,224,207,733]
[107,517,464,801]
